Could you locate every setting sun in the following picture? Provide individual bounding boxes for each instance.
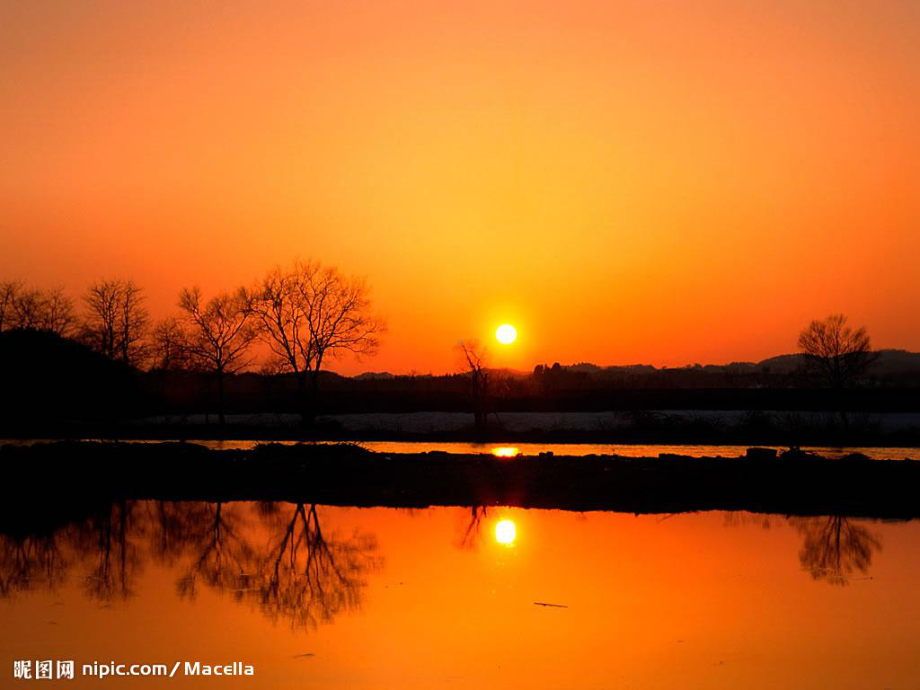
[495,519,517,546]
[496,324,517,345]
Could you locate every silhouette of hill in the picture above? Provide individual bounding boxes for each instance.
[352,371,398,381]
[362,351,920,380]
[0,329,142,423]
[535,349,920,378]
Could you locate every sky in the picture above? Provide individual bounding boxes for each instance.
[1,0,918,374]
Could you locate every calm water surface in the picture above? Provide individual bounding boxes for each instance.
[2,502,919,688]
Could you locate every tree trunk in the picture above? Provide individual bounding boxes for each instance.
[217,368,225,427]
[301,371,320,429]
[296,373,312,429]
[471,372,486,435]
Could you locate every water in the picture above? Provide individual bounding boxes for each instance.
[3,439,919,460]
[3,502,919,688]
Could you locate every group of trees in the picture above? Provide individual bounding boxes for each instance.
[0,281,78,336]
[1,260,385,425]
[452,313,880,433]
[1,278,151,367]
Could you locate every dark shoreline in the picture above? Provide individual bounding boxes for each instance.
[4,422,920,447]
[2,441,919,521]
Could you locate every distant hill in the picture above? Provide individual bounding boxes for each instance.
[543,349,920,378]
[353,371,397,381]
[349,350,920,381]
[748,350,920,376]
[869,349,920,375]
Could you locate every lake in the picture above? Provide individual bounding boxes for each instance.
[3,502,919,688]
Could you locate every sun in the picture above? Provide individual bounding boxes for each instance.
[495,324,517,345]
[495,519,517,545]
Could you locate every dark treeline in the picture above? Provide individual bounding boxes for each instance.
[2,274,918,442]
[1,261,383,428]
[2,329,918,415]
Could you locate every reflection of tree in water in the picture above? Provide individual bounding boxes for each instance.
[141,500,382,629]
[164,502,256,601]
[716,512,884,587]
[721,512,777,530]
[249,503,382,630]
[0,501,381,628]
[0,533,68,598]
[791,516,881,586]
[68,501,145,602]
[456,506,488,550]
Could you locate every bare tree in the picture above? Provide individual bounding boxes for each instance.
[457,339,490,433]
[83,280,120,356]
[117,281,148,364]
[38,287,76,336]
[179,287,257,425]
[150,317,190,371]
[0,282,76,336]
[10,286,43,330]
[0,281,21,332]
[83,279,149,365]
[244,260,384,425]
[797,314,877,389]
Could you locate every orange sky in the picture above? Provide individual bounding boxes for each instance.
[1,0,918,375]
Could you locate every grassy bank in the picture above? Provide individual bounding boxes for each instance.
[1,441,918,520]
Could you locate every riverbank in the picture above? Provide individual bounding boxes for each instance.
[2,441,918,519]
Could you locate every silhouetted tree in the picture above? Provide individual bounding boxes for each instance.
[458,339,489,433]
[82,279,149,366]
[37,287,76,336]
[179,287,256,425]
[150,317,190,371]
[797,314,877,389]
[245,260,384,425]
[10,285,43,329]
[0,281,19,332]
[0,282,76,336]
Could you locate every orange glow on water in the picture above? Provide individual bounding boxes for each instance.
[3,503,920,688]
